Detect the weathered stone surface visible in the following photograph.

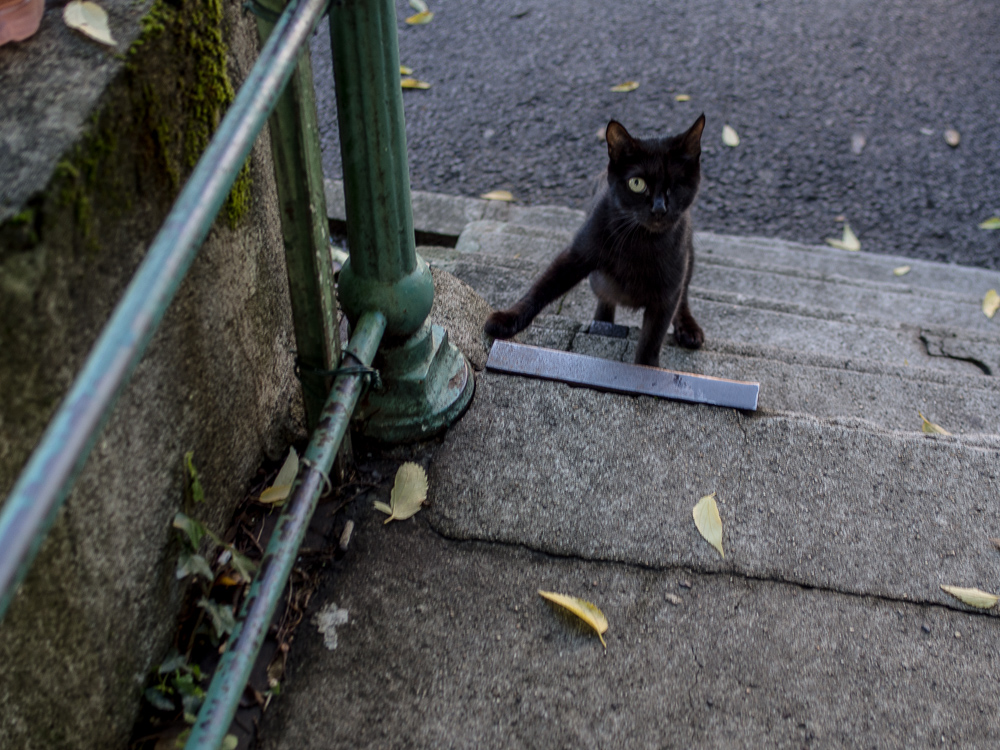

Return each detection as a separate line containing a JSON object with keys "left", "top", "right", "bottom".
{"left": 261, "top": 520, "right": 1000, "bottom": 750}
{"left": 0, "top": 3, "right": 304, "bottom": 748}
{"left": 427, "top": 264, "right": 492, "bottom": 371}
{"left": 428, "top": 373, "right": 1000, "bottom": 607}
{"left": 0, "top": 0, "right": 153, "bottom": 222}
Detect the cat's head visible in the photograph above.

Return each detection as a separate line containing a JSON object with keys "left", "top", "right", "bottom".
{"left": 605, "top": 115, "right": 705, "bottom": 232}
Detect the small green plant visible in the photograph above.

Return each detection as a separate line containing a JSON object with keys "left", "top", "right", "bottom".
{"left": 141, "top": 452, "right": 258, "bottom": 742}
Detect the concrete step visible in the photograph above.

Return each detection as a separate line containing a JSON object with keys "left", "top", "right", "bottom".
{"left": 451, "top": 219, "right": 1000, "bottom": 337}
{"left": 261, "top": 521, "right": 1000, "bottom": 749}
{"left": 424, "top": 245, "right": 1000, "bottom": 433}
{"left": 326, "top": 178, "right": 1000, "bottom": 431}
{"left": 428, "top": 372, "right": 1000, "bottom": 608}
{"left": 434, "top": 245, "right": 990, "bottom": 379}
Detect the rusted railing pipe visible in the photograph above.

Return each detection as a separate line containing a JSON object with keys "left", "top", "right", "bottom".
{"left": 185, "top": 310, "right": 386, "bottom": 750}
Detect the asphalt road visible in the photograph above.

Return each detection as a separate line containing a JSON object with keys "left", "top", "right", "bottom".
{"left": 310, "top": 0, "right": 1000, "bottom": 269}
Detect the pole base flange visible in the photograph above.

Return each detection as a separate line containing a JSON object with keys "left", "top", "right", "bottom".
{"left": 352, "top": 322, "right": 474, "bottom": 443}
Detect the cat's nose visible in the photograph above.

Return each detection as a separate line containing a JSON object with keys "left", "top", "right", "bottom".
{"left": 651, "top": 195, "right": 667, "bottom": 215}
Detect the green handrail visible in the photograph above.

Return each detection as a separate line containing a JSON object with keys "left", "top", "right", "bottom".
{"left": 1, "top": 0, "right": 474, "bottom": 747}
{"left": 0, "top": 0, "right": 332, "bottom": 622}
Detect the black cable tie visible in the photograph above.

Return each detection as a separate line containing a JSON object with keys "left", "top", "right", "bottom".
{"left": 295, "top": 360, "right": 382, "bottom": 391}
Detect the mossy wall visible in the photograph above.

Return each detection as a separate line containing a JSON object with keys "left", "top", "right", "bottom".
{"left": 0, "top": 0, "right": 306, "bottom": 747}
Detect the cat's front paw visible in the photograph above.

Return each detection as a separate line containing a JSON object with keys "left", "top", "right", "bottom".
{"left": 484, "top": 310, "right": 521, "bottom": 339}
{"left": 674, "top": 320, "right": 704, "bottom": 349}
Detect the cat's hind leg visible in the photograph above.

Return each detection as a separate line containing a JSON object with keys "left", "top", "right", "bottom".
{"left": 593, "top": 300, "right": 616, "bottom": 323}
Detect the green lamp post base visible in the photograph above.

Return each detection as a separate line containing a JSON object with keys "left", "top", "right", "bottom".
{"left": 353, "top": 322, "right": 474, "bottom": 443}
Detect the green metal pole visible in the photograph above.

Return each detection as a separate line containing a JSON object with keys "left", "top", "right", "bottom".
{"left": 254, "top": 0, "right": 340, "bottom": 430}
{"left": 329, "top": 0, "right": 473, "bottom": 442}
{"left": 185, "top": 311, "right": 386, "bottom": 750}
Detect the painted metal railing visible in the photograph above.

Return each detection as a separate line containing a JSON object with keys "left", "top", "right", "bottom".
{"left": 0, "top": 0, "right": 473, "bottom": 747}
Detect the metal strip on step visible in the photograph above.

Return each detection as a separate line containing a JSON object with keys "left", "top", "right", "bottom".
{"left": 486, "top": 340, "right": 759, "bottom": 410}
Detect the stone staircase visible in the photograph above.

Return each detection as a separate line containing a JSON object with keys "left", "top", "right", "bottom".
{"left": 422, "top": 213, "right": 1000, "bottom": 434}
{"left": 261, "top": 184, "right": 1000, "bottom": 748}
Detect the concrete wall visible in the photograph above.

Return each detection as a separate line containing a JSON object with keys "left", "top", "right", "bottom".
{"left": 0, "top": 0, "right": 305, "bottom": 746}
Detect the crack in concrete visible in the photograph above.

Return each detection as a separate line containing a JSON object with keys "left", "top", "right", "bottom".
{"left": 422, "top": 519, "right": 998, "bottom": 621}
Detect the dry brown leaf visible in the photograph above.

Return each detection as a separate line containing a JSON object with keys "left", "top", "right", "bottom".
{"left": 538, "top": 590, "right": 609, "bottom": 647}
{"left": 610, "top": 80, "right": 640, "bottom": 93}
{"left": 400, "top": 77, "right": 431, "bottom": 90}
{"left": 919, "top": 412, "right": 952, "bottom": 436}
{"left": 63, "top": 1, "right": 117, "bottom": 46}
{"left": 940, "top": 585, "right": 999, "bottom": 609}
{"left": 480, "top": 189, "right": 514, "bottom": 202}
{"left": 983, "top": 289, "right": 1000, "bottom": 319}
{"left": 692, "top": 492, "right": 724, "bottom": 558}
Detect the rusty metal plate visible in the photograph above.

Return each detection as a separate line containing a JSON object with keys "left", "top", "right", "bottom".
{"left": 486, "top": 340, "right": 759, "bottom": 410}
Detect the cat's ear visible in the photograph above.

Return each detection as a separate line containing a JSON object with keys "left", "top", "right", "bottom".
{"left": 606, "top": 120, "right": 636, "bottom": 162}
{"left": 680, "top": 114, "right": 706, "bottom": 155}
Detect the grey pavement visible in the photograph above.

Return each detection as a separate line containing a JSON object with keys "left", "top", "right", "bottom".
{"left": 310, "top": 1, "right": 1000, "bottom": 268}
{"left": 262, "top": 186, "right": 1000, "bottom": 747}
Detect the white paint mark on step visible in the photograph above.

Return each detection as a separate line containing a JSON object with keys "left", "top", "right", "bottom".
{"left": 314, "top": 603, "right": 349, "bottom": 650}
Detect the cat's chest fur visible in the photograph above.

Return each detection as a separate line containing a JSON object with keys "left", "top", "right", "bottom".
{"left": 584, "top": 199, "right": 693, "bottom": 310}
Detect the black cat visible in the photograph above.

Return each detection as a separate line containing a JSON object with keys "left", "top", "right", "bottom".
{"left": 484, "top": 115, "right": 707, "bottom": 367}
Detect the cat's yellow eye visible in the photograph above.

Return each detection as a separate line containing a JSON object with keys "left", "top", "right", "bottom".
{"left": 628, "top": 177, "right": 647, "bottom": 193}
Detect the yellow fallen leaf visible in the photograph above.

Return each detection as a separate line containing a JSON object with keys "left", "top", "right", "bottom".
{"left": 538, "top": 590, "right": 609, "bottom": 648}
{"left": 610, "top": 80, "right": 640, "bottom": 93}
{"left": 375, "top": 462, "right": 428, "bottom": 524}
{"left": 944, "top": 129, "right": 960, "bottom": 147}
{"left": 675, "top": 94, "right": 691, "bottom": 102}
{"left": 692, "top": 492, "right": 724, "bottom": 558}
{"left": 919, "top": 412, "right": 952, "bottom": 436}
{"left": 722, "top": 125, "right": 740, "bottom": 147}
{"left": 826, "top": 223, "right": 861, "bottom": 252}
{"left": 480, "top": 190, "right": 514, "bottom": 202}
{"left": 893, "top": 265, "right": 911, "bottom": 276}
{"left": 983, "top": 289, "right": 1000, "bottom": 319}
{"left": 980, "top": 217, "right": 1000, "bottom": 230}
{"left": 259, "top": 447, "right": 299, "bottom": 505}
{"left": 400, "top": 77, "right": 431, "bottom": 90}
{"left": 940, "top": 585, "right": 999, "bottom": 609}
{"left": 63, "top": 0, "right": 117, "bottom": 46}
{"left": 399, "top": 64, "right": 414, "bottom": 75}
{"left": 405, "top": 10, "right": 434, "bottom": 24}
